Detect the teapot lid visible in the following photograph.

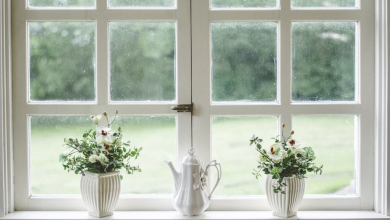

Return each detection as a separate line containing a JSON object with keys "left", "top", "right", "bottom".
{"left": 182, "top": 149, "right": 202, "bottom": 165}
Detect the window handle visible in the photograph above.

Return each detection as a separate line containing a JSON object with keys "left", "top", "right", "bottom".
{"left": 171, "top": 103, "right": 193, "bottom": 113}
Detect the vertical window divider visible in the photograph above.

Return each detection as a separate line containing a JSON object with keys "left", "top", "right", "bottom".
{"left": 280, "top": 0, "right": 292, "bottom": 133}
{"left": 96, "top": 0, "right": 108, "bottom": 105}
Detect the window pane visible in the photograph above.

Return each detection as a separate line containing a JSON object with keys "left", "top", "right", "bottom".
{"left": 110, "top": 22, "right": 176, "bottom": 102}
{"left": 29, "top": 0, "right": 95, "bottom": 8}
{"left": 292, "top": 0, "right": 356, "bottom": 8}
{"left": 31, "top": 115, "right": 176, "bottom": 194}
{"left": 211, "top": 22, "right": 277, "bottom": 102}
{"left": 114, "top": 116, "right": 176, "bottom": 194}
{"left": 211, "top": 0, "right": 277, "bottom": 8}
{"left": 29, "top": 22, "right": 95, "bottom": 101}
{"left": 292, "top": 22, "right": 355, "bottom": 102}
{"left": 212, "top": 116, "right": 278, "bottom": 195}
{"left": 292, "top": 115, "right": 356, "bottom": 195}
{"left": 109, "top": 0, "right": 175, "bottom": 8}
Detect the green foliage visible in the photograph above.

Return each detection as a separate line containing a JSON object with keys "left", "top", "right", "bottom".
{"left": 60, "top": 125, "right": 142, "bottom": 178}
{"left": 292, "top": 0, "right": 355, "bottom": 7}
{"left": 29, "top": 22, "right": 95, "bottom": 101}
{"left": 212, "top": 0, "right": 276, "bottom": 8}
{"left": 292, "top": 22, "right": 355, "bottom": 101}
{"left": 250, "top": 126, "right": 323, "bottom": 194}
{"left": 29, "top": 17, "right": 356, "bottom": 103}
{"left": 110, "top": 22, "right": 175, "bottom": 101}
{"left": 29, "top": 0, "right": 95, "bottom": 7}
{"left": 110, "top": 0, "right": 174, "bottom": 7}
{"left": 212, "top": 22, "right": 277, "bottom": 102}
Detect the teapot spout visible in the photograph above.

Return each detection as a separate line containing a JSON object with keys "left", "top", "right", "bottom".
{"left": 164, "top": 160, "right": 181, "bottom": 194}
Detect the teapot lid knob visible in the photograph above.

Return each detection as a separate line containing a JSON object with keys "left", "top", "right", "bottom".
{"left": 188, "top": 148, "right": 195, "bottom": 155}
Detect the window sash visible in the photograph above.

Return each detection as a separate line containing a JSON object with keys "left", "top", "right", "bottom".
{"left": 191, "top": 0, "right": 374, "bottom": 210}
{"left": 10, "top": 0, "right": 376, "bottom": 211}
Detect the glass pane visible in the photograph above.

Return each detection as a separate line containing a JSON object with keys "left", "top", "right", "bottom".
{"left": 31, "top": 115, "right": 176, "bottom": 194}
{"left": 212, "top": 116, "right": 278, "bottom": 195}
{"left": 292, "top": 115, "right": 356, "bottom": 195}
{"left": 211, "top": 0, "right": 277, "bottom": 8}
{"left": 29, "top": 22, "right": 95, "bottom": 101}
{"left": 110, "top": 0, "right": 175, "bottom": 8}
{"left": 29, "top": 0, "right": 95, "bottom": 8}
{"left": 292, "top": 0, "right": 356, "bottom": 8}
{"left": 292, "top": 22, "right": 355, "bottom": 102}
{"left": 110, "top": 22, "right": 176, "bottom": 102}
{"left": 114, "top": 116, "right": 176, "bottom": 194}
{"left": 211, "top": 22, "right": 277, "bottom": 102}
{"left": 31, "top": 116, "right": 91, "bottom": 194}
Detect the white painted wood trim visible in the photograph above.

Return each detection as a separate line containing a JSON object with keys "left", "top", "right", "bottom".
{"left": 0, "top": 211, "right": 390, "bottom": 220}
{"left": 192, "top": 0, "right": 375, "bottom": 211}
{"left": 375, "top": 0, "right": 390, "bottom": 216}
{"left": 0, "top": 0, "right": 13, "bottom": 217}
{"left": 11, "top": 0, "right": 192, "bottom": 211}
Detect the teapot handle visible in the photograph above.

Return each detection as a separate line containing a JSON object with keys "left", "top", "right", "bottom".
{"left": 205, "top": 160, "right": 221, "bottom": 200}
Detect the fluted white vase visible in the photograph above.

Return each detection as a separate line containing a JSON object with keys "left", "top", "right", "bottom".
{"left": 266, "top": 175, "right": 305, "bottom": 218}
{"left": 80, "top": 171, "right": 121, "bottom": 218}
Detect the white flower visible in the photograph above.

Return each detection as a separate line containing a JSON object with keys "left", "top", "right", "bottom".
{"left": 268, "top": 153, "right": 283, "bottom": 163}
{"left": 89, "top": 154, "right": 99, "bottom": 163}
{"left": 279, "top": 149, "right": 288, "bottom": 159}
{"left": 286, "top": 139, "right": 300, "bottom": 147}
{"left": 267, "top": 143, "right": 285, "bottom": 163}
{"left": 268, "top": 143, "right": 283, "bottom": 154}
{"left": 96, "top": 126, "right": 115, "bottom": 148}
{"left": 98, "top": 153, "right": 109, "bottom": 165}
{"left": 90, "top": 115, "right": 102, "bottom": 125}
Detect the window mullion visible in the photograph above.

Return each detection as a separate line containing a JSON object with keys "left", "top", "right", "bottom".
{"left": 280, "top": 0, "right": 292, "bottom": 133}
{"left": 97, "top": 17, "right": 108, "bottom": 105}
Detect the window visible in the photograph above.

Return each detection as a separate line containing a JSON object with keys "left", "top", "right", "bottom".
{"left": 9, "top": 0, "right": 377, "bottom": 212}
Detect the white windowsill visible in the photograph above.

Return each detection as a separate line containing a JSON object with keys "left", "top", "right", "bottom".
{"left": 0, "top": 211, "right": 389, "bottom": 220}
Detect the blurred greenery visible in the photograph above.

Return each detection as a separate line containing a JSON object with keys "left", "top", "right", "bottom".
{"left": 29, "top": 16, "right": 356, "bottom": 102}
{"left": 32, "top": 116, "right": 355, "bottom": 195}
{"left": 212, "top": 0, "right": 276, "bottom": 8}
{"left": 31, "top": 115, "right": 176, "bottom": 194}
{"left": 110, "top": 22, "right": 175, "bottom": 101}
{"left": 292, "top": 22, "right": 355, "bottom": 101}
{"left": 29, "top": 0, "right": 95, "bottom": 7}
{"left": 110, "top": 0, "right": 174, "bottom": 7}
{"left": 292, "top": 0, "right": 356, "bottom": 7}
{"left": 212, "top": 22, "right": 277, "bottom": 102}
{"left": 212, "top": 116, "right": 355, "bottom": 196}
{"left": 29, "top": 22, "right": 95, "bottom": 101}
{"left": 28, "top": 0, "right": 357, "bottom": 196}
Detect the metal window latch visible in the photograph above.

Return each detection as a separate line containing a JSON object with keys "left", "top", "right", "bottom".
{"left": 171, "top": 103, "right": 193, "bottom": 113}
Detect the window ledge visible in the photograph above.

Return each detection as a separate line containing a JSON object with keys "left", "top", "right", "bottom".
{"left": 0, "top": 211, "right": 389, "bottom": 220}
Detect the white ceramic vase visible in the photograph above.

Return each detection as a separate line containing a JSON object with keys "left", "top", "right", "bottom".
{"left": 80, "top": 171, "right": 121, "bottom": 218}
{"left": 266, "top": 175, "right": 305, "bottom": 218}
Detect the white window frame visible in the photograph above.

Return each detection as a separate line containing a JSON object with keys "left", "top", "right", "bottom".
{"left": 0, "top": 0, "right": 389, "bottom": 216}
{"left": 10, "top": 0, "right": 192, "bottom": 211}
{"left": 192, "top": 0, "right": 374, "bottom": 211}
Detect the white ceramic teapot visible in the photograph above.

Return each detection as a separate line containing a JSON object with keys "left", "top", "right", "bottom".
{"left": 165, "top": 149, "right": 221, "bottom": 216}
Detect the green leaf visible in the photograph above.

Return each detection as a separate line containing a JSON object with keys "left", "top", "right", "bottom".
{"left": 120, "top": 175, "right": 123, "bottom": 180}
{"left": 256, "top": 144, "right": 262, "bottom": 150}
{"left": 118, "top": 127, "right": 122, "bottom": 132}
{"left": 59, "top": 154, "right": 68, "bottom": 163}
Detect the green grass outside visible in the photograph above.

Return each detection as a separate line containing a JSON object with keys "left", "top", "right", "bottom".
{"left": 31, "top": 115, "right": 355, "bottom": 195}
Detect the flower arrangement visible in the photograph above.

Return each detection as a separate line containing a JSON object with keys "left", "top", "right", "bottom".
{"left": 59, "top": 111, "right": 142, "bottom": 180}
{"left": 249, "top": 124, "right": 323, "bottom": 193}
